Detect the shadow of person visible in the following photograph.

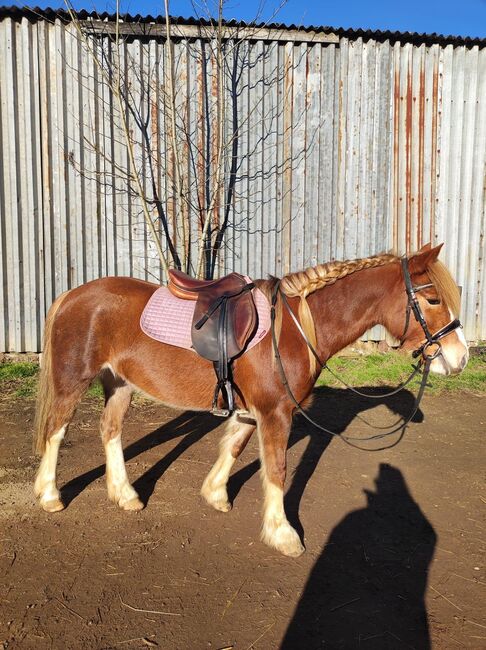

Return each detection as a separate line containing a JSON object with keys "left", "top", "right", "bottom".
{"left": 280, "top": 464, "right": 437, "bottom": 650}
{"left": 61, "top": 411, "right": 221, "bottom": 507}
{"left": 228, "top": 385, "right": 424, "bottom": 540}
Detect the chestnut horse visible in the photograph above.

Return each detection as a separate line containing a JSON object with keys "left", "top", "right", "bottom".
{"left": 33, "top": 244, "right": 468, "bottom": 557}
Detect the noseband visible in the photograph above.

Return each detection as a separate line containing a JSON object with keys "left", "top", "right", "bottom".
{"left": 400, "top": 257, "right": 462, "bottom": 361}
{"left": 270, "top": 256, "right": 463, "bottom": 450}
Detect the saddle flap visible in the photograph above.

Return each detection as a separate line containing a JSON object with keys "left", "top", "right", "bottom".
{"left": 191, "top": 283, "right": 257, "bottom": 361}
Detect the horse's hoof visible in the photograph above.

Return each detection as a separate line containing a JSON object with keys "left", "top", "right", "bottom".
{"left": 212, "top": 499, "right": 232, "bottom": 513}
{"left": 201, "top": 484, "right": 232, "bottom": 512}
{"left": 262, "top": 521, "right": 305, "bottom": 558}
{"left": 41, "top": 498, "right": 65, "bottom": 513}
{"left": 280, "top": 541, "right": 305, "bottom": 558}
{"left": 121, "top": 497, "right": 144, "bottom": 511}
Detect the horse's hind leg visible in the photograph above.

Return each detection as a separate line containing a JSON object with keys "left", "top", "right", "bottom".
{"left": 258, "top": 408, "right": 304, "bottom": 557}
{"left": 34, "top": 424, "right": 68, "bottom": 512}
{"left": 201, "top": 413, "right": 255, "bottom": 512}
{"left": 34, "top": 384, "right": 91, "bottom": 512}
{"left": 100, "top": 370, "right": 142, "bottom": 511}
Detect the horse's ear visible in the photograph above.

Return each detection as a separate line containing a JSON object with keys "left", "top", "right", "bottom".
{"left": 409, "top": 243, "right": 443, "bottom": 274}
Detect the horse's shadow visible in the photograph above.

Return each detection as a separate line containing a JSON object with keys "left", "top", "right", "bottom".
{"left": 60, "top": 411, "right": 222, "bottom": 507}
{"left": 228, "top": 385, "right": 424, "bottom": 537}
{"left": 60, "top": 386, "right": 423, "bottom": 519}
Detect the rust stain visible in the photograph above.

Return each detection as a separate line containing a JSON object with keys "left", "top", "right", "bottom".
{"left": 417, "top": 63, "right": 425, "bottom": 247}
{"left": 405, "top": 66, "right": 413, "bottom": 254}
{"left": 337, "top": 79, "right": 344, "bottom": 173}
{"left": 197, "top": 50, "right": 206, "bottom": 231}
{"left": 430, "top": 57, "right": 439, "bottom": 242}
{"left": 181, "top": 51, "right": 190, "bottom": 264}
{"left": 211, "top": 50, "right": 220, "bottom": 237}
{"left": 169, "top": 135, "right": 176, "bottom": 248}
{"left": 150, "top": 99, "right": 159, "bottom": 175}
{"left": 393, "top": 65, "right": 400, "bottom": 251}
{"left": 282, "top": 45, "right": 294, "bottom": 273}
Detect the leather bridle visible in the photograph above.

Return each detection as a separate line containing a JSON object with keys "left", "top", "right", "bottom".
{"left": 270, "top": 256, "right": 463, "bottom": 449}
{"left": 399, "top": 257, "right": 462, "bottom": 362}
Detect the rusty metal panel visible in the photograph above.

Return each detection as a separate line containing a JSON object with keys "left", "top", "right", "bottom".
{"left": 0, "top": 14, "right": 485, "bottom": 351}
{"left": 249, "top": 40, "right": 265, "bottom": 278}
{"left": 290, "top": 43, "right": 306, "bottom": 272}
{"left": 2, "top": 18, "right": 26, "bottom": 351}
{"left": 472, "top": 48, "right": 486, "bottom": 340}
{"left": 262, "top": 40, "right": 280, "bottom": 277}
{"left": 0, "top": 21, "right": 6, "bottom": 351}
{"left": 317, "top": 43, "right": 336, "bottom": 265}
{"left": 280, "top": 41, "right": 294, "bottom": 275}
{"left": 304, "top": 42, "right": 322, "bottom": 269}
{"left": 435, "top": 44, "right": 486, "bottom": 341}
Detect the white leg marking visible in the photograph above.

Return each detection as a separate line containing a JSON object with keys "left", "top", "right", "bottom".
{"left": 257, "top": 423, "right": 304, "bottom": 558}
{"left": 201, "top": 415, "right": 254, "bottom": 512}
{"left": 201, "top": 451, "right": 236, "bottom": 512}
{"left": 105, "top": 435, "right": 143, "bottom": 511}
{"left": 260, "top": 477, "right": 304, "bottom": 558}
{"left": 34, "top": 426, "right": 66, "bottom": 512}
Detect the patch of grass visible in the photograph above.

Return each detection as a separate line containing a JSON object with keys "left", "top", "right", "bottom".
{"left": 0, "top": 351, "right": 485, "bottom": 401}
{"left": 13, "top": 377, "right": 39, "bottom": 398}
{"left": 317, "top": 352, "right": 486, "bottom": 394}
{"left": 0, "top": 362, "right": 38, "bottom": 381}
{"left": 87, "top": 379, "right": 104, "bottom": 399}
{"left": 0, "top": 362, "right": 40, "bottom": 398}
{"left": 0, "top": 361, "right": 104, "bottom": 400}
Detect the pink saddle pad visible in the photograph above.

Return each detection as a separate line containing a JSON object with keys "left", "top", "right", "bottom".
{"left": 140, "top": 284, "right": 271, "bottom": 352}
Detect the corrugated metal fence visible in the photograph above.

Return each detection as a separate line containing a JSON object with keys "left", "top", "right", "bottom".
{"left": 0, "top": 13, "right": 485, "bottom": 351}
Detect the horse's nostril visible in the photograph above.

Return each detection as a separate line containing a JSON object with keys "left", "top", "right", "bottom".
{"left": 459, "top": 353, "right": 468, "bottom": 371}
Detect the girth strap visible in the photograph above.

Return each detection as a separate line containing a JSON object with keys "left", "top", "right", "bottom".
{"left": 211, "top": 295, "right": 234, "bottom": 417}
{"left": 192, "top": 281, "right": 255, "bottom": 417}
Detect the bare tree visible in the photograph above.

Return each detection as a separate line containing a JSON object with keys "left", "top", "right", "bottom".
{"left": 64, "top": 0, "right": 305, "bottom": 279}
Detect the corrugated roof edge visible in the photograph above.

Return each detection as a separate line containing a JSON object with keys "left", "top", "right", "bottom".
{"left": 0, "top": 5, "right": 485, "bottom": 48}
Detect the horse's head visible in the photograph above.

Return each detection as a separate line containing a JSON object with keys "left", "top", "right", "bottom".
{"left": 398, "top": 244, "right": 468, "bottom": 376}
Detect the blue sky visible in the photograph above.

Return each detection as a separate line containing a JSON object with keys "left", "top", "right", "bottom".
{"left": 15, "top": 0, "right": 486, "bottom": 38}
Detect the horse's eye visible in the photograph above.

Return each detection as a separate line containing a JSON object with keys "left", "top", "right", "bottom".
{"left": 427, "top": 298, "right": 441, "bottom": 305}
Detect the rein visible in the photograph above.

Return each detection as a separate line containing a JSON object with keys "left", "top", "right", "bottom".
{"left": 270, "top": 257, "right": 462, "bottom": 450}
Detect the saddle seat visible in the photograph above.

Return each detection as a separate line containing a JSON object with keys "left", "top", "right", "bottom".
{"left": 168, "top": 269, "right": 247, "bottom": 301}
{"left": 167, "top": 269, "right": 257, "bottom": 417}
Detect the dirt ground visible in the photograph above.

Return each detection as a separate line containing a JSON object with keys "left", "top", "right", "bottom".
{"left": 0, "top": 388, "right": 485, "bottom": 650}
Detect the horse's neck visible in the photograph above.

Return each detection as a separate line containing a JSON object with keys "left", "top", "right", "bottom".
{"left": 308, "top": 263, "right": 402, "bottom": 360}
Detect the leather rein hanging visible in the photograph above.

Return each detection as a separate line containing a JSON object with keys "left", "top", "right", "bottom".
{"left": 270, "top": 256, "right": 462, "bottom": 450}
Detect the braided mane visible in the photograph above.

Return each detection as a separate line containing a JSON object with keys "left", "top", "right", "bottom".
{"left": 280, "top": 253, "right": 397, "bottom": 298}
{"left": 276, "top": 253, "right": 398, "bottom": 375}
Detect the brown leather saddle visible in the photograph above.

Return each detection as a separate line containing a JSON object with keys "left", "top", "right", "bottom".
{"left": 168, "top": 270, "right": 257, "bottom": 416}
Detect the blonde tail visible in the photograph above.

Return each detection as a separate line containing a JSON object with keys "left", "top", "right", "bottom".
{"left": 33, "top": 292, "right": 70, "bottom": 455}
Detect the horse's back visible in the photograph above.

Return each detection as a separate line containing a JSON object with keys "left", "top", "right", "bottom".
{"left": 67, "top": 275, "right": 158, "bottom": 302}
{"left": 47, "top": 277, "right": 158, "bottom": 371}
{"left": 55, "top": 276, "right": 157, "bottom": 324}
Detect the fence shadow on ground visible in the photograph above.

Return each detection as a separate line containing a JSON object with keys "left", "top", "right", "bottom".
{"left": 280, "top": 463, "right": 436, "bottom": 649}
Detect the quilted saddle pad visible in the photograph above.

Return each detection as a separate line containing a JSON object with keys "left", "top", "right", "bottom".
{"left": 140, "top": 284, "right": 271, "bottom": 352}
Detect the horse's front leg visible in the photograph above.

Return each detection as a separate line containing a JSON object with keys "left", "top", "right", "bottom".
{"left": 258, "top": 408, "right": 304, "bottom": 557}
{"left": 201, "top": 413, "right": 255, "bottom": 512}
